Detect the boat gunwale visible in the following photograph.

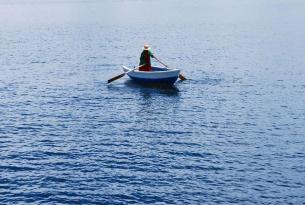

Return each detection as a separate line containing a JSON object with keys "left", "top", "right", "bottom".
{"left": 123, "top": 66, "right": 180, "bottom": 74}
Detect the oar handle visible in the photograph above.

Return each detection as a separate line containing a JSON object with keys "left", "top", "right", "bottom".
{"left": 128, "top": 64, "right": 145, "bottom": 73}
{"left": 154, "top": 56, "right": 168, "bottom": 68}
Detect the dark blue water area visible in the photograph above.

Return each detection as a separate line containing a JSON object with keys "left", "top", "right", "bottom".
{"left": 1, "top": 0, "right": 305, "bottom": 204}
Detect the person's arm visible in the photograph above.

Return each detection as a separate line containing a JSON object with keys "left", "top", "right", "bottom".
{"left": 149, "top": 50, "right": 154, "bottom": 58}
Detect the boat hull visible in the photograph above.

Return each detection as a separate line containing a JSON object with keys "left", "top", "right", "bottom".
{"left": 123, "top": 66, "right": 180, "bottom": 86}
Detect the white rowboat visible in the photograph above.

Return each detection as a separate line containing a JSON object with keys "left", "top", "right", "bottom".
{"left": 122, "top": 66, "right": 180, "bottom": 85}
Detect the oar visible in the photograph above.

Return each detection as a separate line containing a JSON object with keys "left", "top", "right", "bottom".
{"left": 154, "top": 56, "right": 186, "bottom": 81}
{"left": 107, "top": 64, "right": 144, "bottom": 84}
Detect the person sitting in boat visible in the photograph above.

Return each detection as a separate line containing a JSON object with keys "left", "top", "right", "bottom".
{"left": 139, "top": 44, "right": 154, "bottom": 71}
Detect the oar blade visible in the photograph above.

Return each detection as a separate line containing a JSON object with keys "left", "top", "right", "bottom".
{"left": 179, "top": 74, "right": 186, "bottom": 81}
{"left": 107, "top": 73, "right": 125, "bottom": 84}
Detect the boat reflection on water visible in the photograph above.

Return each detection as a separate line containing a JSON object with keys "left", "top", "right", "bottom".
{"left": 123, "top": 80, "right": 182, "bottom": 115}
{"left": 123, "top": 79, "right": 181, "bottom": 96}
{"left": 106, "top": 79, "right": 182, "bottom": 111}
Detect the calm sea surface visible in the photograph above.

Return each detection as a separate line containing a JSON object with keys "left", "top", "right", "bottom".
{"left": 1, "top": 0, "right": 305, "bottom": 204}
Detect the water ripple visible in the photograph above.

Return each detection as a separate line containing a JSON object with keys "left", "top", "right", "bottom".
{"left": 1, "top": 0, "right": 305, "bottom": 204}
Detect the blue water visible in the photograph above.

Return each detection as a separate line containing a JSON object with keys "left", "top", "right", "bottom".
{"left": 1, "top": 0, "right": 305, "bottom": 204}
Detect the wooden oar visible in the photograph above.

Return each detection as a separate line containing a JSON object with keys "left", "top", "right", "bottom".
{"left": 107, "top": 64, "right": 144, "bottom": 84}
{"left": 154, "top": 56, "right": 186, "bottom": 81}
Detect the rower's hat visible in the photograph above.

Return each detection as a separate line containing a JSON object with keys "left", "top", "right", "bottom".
{"left": 143, "top": 44, "right": 150, "bottom": 50}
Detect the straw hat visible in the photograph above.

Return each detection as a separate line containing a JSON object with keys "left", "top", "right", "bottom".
{"left": 143, "top": 44, "right": 151, "bottom": 50}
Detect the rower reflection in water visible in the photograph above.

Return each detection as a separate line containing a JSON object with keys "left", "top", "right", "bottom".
{"left": 139, "top": 44, "right": 154, "bottom": 71}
